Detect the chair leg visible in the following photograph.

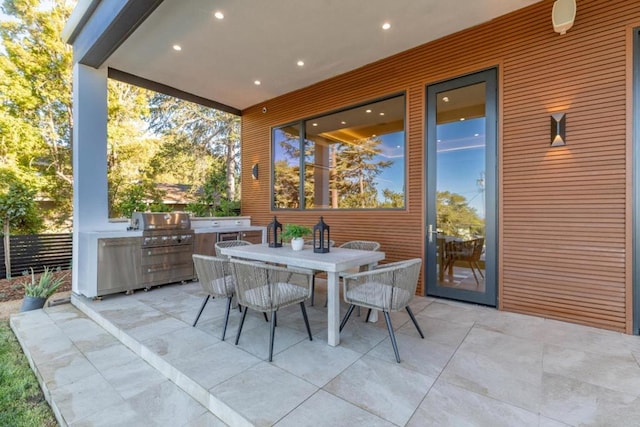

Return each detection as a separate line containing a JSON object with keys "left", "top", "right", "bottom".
{"left": 300, "top": 302, "right": 313, "bottom": 341}
{"left": 365, "top": 308, "right": 372, "bottom": 323}
{"left": 310, "top": 275, "right": 315, "bottom": 306}
{"left": 339, "top": 304, "right": 356, "bottom": 332}
{"left": 405, "top": 306, "right": 424, "bottom": 339}
{"left": 235, "top": 305, "right": 249, "bottom": 345}
{"left": 383, "top": 311, "right": 401, "bottom": 363}
{"left": 269, "top": 310, "right": 277, "bottom": 362}
{"left": 263, "top": 312, "right": 269, "bottom": 322}
{"left": 221, "top": 296, "right": 232, "bottom": 341}
{"left": 192, "top": 295, "right": 210, "bottom": 327}
{"left": 468, "top": 261, "right": 480, "bottom": 285}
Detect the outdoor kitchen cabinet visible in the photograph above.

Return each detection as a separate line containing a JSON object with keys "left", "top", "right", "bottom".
{"left": 194, "top": 232, "right": 217, "bottom": 256}
{"left": 97, "top": 237, "right": 142, "bottom": 295}
{"left": 240, "top": 230, "right": 263, "bottom": 244}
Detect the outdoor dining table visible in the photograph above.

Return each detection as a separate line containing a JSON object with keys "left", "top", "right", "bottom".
{"left": 219, "top": 243, "right": 385, "bottom": 346}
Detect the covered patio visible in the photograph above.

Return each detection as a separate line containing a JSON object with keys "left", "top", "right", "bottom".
{"left": 10, "top": 281, "right": 640, "bottom": 426}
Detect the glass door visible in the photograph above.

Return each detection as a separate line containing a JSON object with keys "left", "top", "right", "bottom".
{"left": 425, "top": 69, "right": 497, "bottom": 306}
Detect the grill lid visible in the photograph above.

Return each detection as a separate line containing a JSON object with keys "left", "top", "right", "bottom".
{"left": 130, "top": 212, "right": 191, "bottom": 231}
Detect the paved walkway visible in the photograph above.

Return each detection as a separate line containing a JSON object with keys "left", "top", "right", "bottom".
{"left": 10, "top": 281, "right": 640, "bottom": 426}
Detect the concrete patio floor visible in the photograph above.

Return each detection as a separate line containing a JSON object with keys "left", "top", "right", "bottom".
{"left": 9, "top": 279, "right": 640, "bottom": 426}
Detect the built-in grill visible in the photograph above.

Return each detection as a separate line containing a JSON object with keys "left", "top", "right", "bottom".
{"left": 131, "top": 212, "right": 194, "bottom": 288}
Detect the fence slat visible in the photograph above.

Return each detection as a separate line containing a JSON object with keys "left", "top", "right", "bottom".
{"left": 4, "top": 233, "right": 72, "bottom": 277}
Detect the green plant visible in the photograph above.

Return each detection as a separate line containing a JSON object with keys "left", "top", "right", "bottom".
{"left": 281, "top": 224, "right": 312, "bottom": 241}
{"left": 22, "top": 267, "right": 66, "bottom": 298}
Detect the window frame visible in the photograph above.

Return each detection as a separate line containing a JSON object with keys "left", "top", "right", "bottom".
{"left": 270, "top": 92, "right": 408, "bottom": 211}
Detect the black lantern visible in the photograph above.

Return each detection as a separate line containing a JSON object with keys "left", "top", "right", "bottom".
{"left": 267, "top": 216, "right": 283, "bottom": 248}
{"left": 313, "top": 216, "right": 330, "bottom": 253}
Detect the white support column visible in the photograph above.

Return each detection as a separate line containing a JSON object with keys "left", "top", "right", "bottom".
{"left": 71, "top": 64, "right": 109, "bottom": 294}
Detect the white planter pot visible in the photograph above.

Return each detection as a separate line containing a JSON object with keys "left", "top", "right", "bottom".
{"left": 291, "top": 238, "right": 305, "bottom": 251}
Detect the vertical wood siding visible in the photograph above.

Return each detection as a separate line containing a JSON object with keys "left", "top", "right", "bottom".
{"left": 241, "top": 0, "right": 638, "bottom": 332}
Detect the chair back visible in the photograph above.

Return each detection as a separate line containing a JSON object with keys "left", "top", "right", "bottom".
{"left": 304, "top": 239, "right": 335, "bottom": 247}
{"left": 339, "top": 240, "right": 380, "bottom": 251}
{"left": 470, "top": 237, "right": 484, "bottom": 261}
{"left": 229, "top": 259, "right": 311, "bottom": 312}
{"left": 214, "top": 239, "right": 252, "bottom": 258}
{"left": 192, "top": 254, "right": 234, "bottom": 298}
{"left": 343, "top": 258, "right": 422, "bottom": 311}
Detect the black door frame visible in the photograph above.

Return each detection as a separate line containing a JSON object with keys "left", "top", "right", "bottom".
{"left": 633, "top": 28, "right": 640, "bottom": 335}
{"left": 424, "top": 68, "right": 498, "bottom": 306}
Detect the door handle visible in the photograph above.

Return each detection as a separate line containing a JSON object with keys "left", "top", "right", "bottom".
{"left": 428, "top": 224, "right": 438, "bottom": 243}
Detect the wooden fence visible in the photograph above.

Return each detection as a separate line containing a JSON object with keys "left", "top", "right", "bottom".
{"left": 1, "top": 233, "right": 72, "bottom": 278}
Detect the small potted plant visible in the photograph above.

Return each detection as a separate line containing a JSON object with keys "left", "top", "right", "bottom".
{"left": 282, "top": 224, "right": 312, "bottom": 251}
{"left": 20, "top": 266, "right": 66, "bottom": 312}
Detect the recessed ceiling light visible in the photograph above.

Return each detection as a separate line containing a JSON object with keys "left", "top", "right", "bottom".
{"left": 312, "top": 123, "right": 318, "bottom": 126}
{"left": 437, "top": 139, "right": 441, "bottom": 142}
{"left": 474, "top": 133, "right": 480, "bottom": 137}
{"left": 372, "top": 134, "right": 377, "bottom": 137}
{"left": 341, "top": 121, "right": 346, "bottom": 125}
{"left": 442, "top": 96, "right": 449, "bottom": 102}
{"left": 382, "top": 22, "right": 391, "bottom": 30}
{"left": 297, "top": 60, "right": 304, "bottom": 67}
{"left": 254, "top": 80, "right": 261, "bottom": 85}
{"left": 460, "top": 118, "right": 465, "bottom": 121}
{"left": 172, "top": 44, "right": 182, "bottom": 51}
{"left": 214, "top": 11, "right": 224, "bottom": 19}
{"left": 396, "top": 145, "right": 401, "bottom": 149}
{"left": 365, "top": 109, "right": 372, "bottom": 113}
{"left": 379, "top": 112, "right": 385, "bottom": 116}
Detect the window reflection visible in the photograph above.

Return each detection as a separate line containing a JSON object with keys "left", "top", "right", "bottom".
{"left": 272, "top": 124, "right": 301, "bottom": 208}
{"left": 273, "top": 95, "right": 406, "bottom": 210}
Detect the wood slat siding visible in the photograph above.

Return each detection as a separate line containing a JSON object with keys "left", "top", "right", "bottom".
{"left": 240, "top": 0, "right": 638, "bottom": 332}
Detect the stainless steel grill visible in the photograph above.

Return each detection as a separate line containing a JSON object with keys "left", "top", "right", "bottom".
{"left": 132, "top": 212, "right": 194, "bottom": 288}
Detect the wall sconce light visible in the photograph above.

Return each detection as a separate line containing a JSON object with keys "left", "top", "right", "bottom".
{"left": 252, "top": 163, "right": 259, "bottom": 180}
{"left": 550, "top": 112, "right": 566, "bottom": 147}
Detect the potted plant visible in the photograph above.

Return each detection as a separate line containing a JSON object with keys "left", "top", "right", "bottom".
{"left": 20, "top": 266, "right": 66, "bottom": 312}
{"left": 282, "top": 224, "right": 312, "bottom": 251}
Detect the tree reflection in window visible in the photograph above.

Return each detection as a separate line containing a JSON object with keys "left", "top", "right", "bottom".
{"left": 273, "top": 95, "right": 406, "bottom": 210}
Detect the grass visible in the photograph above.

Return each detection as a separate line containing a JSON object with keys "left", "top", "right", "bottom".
{"left": 0, "top": 321, "right": 57, "bottom": 426}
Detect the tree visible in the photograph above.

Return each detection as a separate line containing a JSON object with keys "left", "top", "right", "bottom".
{"left": 0, "top": 168, "right": 43, "bottom": 278}
{"left": 148, "top": 94, "right": 241, "bottom": 201}
{"left": 0, "top": 0, "right": 75, "bottom": 230}
{"left": 436, "top": 190, "right": 484, "bottom": 238}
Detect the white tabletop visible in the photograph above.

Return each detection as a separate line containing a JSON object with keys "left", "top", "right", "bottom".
{"left": 219, "top": 243, "right": 385, "bottom": 273}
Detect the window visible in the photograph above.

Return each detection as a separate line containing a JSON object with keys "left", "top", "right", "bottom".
{"left": 272, "top": 94, "right": 406, "bottom": 209}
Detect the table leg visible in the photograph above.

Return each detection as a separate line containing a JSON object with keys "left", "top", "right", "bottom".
{"left": 327, "top": 271, "right": 340, "bottom": 346}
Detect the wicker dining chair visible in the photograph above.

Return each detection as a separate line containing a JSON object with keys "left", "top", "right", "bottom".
{"left": 214, "top": 239, "right": 253, "bottom": 258}
{"left": 229, "top": 258, "right": 313, "bottom": 362}
{"left": 339, "top": 258, "right": 424, "bottom": 363}
{"left": 191, "top": 254, "right": 236, "bottom": 340}
{"left": 302, "top": 239, "right": 335, "bottom": 306}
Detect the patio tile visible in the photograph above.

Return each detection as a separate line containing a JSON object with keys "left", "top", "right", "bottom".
{"left": 233, "top": 322, "right": 309, "bottom": 360}
{"left": 275, "top": 390, "right": 394, "bottom": 427}
{"left": 367, "top": 333, "right": 457, "bottom": 378}
{"left": 210, "top": 362, "right": 317, "bottom": 427}
{"left": 38, "top": 351, "right": 99, "bottom": 390}
{"left": 196, "top": 307, "right": 266, "bottom": 339}
{"left": 474, "top": 309, "right": 547, "bottom": 342}
{"left": 84, "top": 342, "right": 139, "bottom": 372}
{"left": 49, "top": 373, "right": 124, "bottom": 425}
{"left": 142, "top": 325, "right": 220, "bottom": 363}
{"left": 101, "top": 357, "right": 167, "bottom": 399}
{"left": 273, "top": 338, "right": 361, "bottom": 387}
{"left": 125, "top": 314, "right": 186, "bottom": 342}
{"left": 541, "top": 372, "right": 640, "bottom": 426}
{"left": 398, "top": 314, "right": 472, "bottom": 347}
{"left": 69, "top": 401, "right": 149, "bottom": 427}
{"left": 316, "top": 314, "right": 388, "bottom": 354}
{"left": 171, "top": 341, "right": 261, "bottom": 390}
{"left": 188, "top": 410, "right": 229, "bottom": 427}
{"left": 324, "top": 355, "right": 435, "bottom": 426}
{"left": 407, "top": 380, "right": 540, "bottom": 427}
{"left": 418, "top": 300, "right": 485, "bottom": 326}
{"left": 55, "top": 316, "right": 119, "bottom": 352}
{"left": 125, "top": 380, "right": 209, "bottom": 425}
{"left": 16, "top": 326, "right": 80, "bottom": 365}
{"left": 543, "top": 343, "right": 640, "bottom": 396}
{"left": 439, "top": 328, "right": 543, "bottom": 412}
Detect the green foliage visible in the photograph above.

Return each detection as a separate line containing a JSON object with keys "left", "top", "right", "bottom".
{"left": 282, "top": 224, "right": 312, "bottom": 241}
{"left": 22, "top": 266, "right": 65, "bottom": 298}
{"left": 437, "top": 190, "right": 484, "bottom": 238}
{"left": 110, "top": 182, "right": 169, "bottom": 218}
{"left": 0, "top": 322, "right": 56, "bottom": 426}
{"left": 0, "top": 169, "right": 43, "bottom": 235}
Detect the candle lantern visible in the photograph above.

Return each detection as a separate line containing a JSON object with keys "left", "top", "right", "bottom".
{"left": 313, "top": 216, "right": 330, "bottom": 253}
{"left": 267, "top": 216, "right": 283, "bottom": 248}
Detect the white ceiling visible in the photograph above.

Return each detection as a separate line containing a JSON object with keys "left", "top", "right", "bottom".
{"left": 106, "top": 0, "right": 542, "bottom": 111}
